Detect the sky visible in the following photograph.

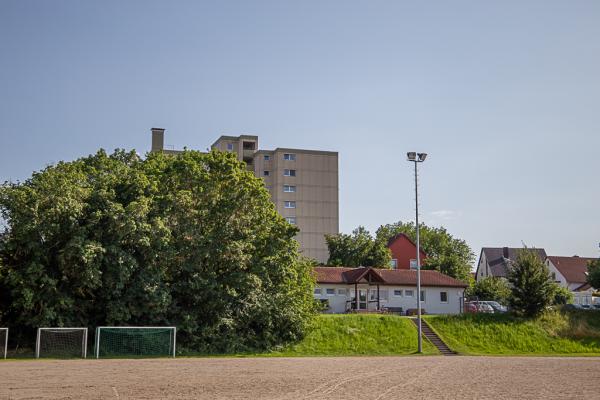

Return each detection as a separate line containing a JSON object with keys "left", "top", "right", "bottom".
{"left": 1, "top": 0, "right": 599, "bottom": 262}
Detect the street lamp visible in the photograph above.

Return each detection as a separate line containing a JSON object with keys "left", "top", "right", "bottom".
{"left": 407, "top": 151, "right": 427, "bottom": 353}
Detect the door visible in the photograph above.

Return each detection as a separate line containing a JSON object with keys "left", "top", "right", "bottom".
{"left": 358, "top": 289, "right": 368, "bottom": 310}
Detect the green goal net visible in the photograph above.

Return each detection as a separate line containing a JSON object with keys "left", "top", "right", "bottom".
{"left": 36, "top": 328, "right": 88, "bottom": 358}
{"left": 94, "top": 327, "right": 176, "bottom": 358}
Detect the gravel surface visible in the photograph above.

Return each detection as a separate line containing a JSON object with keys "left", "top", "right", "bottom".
{"left": 1, "top": 356, "right": 600, "bottom": 399}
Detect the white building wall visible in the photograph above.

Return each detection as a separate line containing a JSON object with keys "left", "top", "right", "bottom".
{"left": 546, "top": 259, "right": 594, "bottom": 305}
{"left": 545, "top": 260, "right": 569, "bottom": 287}
{"left": 476, "top": 252, "right": 488, "bottom": 281}
{"left": 314, "top": 284, "right": 464, "bottom": 315}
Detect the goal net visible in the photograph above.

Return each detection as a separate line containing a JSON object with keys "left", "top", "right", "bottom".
{"left": 36, "top": 328, "right": 88, "bottom": 358}
{"left": 0, "top": 328, "right": 7, "bottom": 359}
{"left": 95, "top": 327, "right": 176, "bottom": 358}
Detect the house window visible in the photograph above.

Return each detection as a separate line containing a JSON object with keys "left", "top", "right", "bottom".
{"left": 337, "top": 288, "right": 347, "bottom": 296}
{"left": 551, "top": 272, "right": 556, "bottom": 281}
{"left": 263, "top": 170, "right": 270, "bottom": 176}
{"left": 264, "top": 155, "right": 270, "bottom": 161}
{"left": 314, "top": 288, "right": 322, "bottom": 295}
{"left": 440, "top": 292, "right": 448, "bottom": 303}
{"left": 284, "top": 201, "right": 296, "bottom": 209}
{"left": 390, "top": 259, "right": 398, "bottom": 269}
{"left": 420, "top": 290, "right": 426, "bottom": 302}
{"left": 285, "top": 217, "right": 297, "bottom": 225}
{"left": 393, "top": 289, "right": 403, "bottom": 297}
{"left": 326, "top": 288, "right": 335, "bottom": 296}
{"left": 405, "top": 290, "right": 414, "bottom": 297}
{"left": 283, "top": 185, "right": 296, "bottom": 193}
{"left": 283, "top": 153, "right": 296, "bottom": 161}
{"left": 284, "top": 169, "right": 296, "bottom": 177}
{"left": 379, "top": 290, "right": 389, "bottom": 301}
{"left": 410, "top": 259, "right": 417, "bottom": 270}
{"left": 227, "top": 143, "right": 234, "bottom": 151}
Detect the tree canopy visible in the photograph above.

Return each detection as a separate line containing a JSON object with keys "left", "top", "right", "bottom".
{"left": 466, "top": 276, "right": 511, "bottom": 303}
{"left": 375, "top": 221, "right": 474, "bottom": 282}
{"left": 325, "top": 227, "right": 391, "bottom": 268}
{"left": 507, "top": 249, "right": 555, "bottom": 317}
{"left": 0, "top": 149, "right": 316, "bottom": 352}
{"left": 587, "top": 258, "right": 600, "bottom": 290}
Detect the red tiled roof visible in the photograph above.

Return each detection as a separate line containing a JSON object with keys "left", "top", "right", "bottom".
{"left": 547, "top": 256, "right": 597, "bottom": 285}
{"left": 314, "top": 267, "right": 468, "bottom": 288}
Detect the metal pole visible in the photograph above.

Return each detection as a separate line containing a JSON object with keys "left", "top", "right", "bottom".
{"left": 173, "top": 328, "right": 177, "bottom": 358}
{"left": 95, "top": 327, "right": 100, "bottom": 359}
{"left": 35, "top": 328, "right": 41, "bottom": 359}
{"left": 3, "top": 328, "right": 7, "bottom": 359}
{"left": 415, "top": 160, "right": 422, "bottom": 354}
{"left": 83, "top": 328, "right": 88, "bottom": 359}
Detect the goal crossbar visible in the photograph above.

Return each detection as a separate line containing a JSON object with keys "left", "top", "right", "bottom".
{"left": 0, "top": 328, "right": 7, "bottom": 359}
{"left": 95, "top": 326, "right": 176, "bottom": 359}
{"left": 36, "top": 327, "right": 88, "bottom": 359}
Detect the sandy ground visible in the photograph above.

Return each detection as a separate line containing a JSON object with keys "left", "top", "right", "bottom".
{"left": 1, "top": 356, "right": 600, "bottom": 399}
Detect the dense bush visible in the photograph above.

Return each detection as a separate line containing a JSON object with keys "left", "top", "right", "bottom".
{"left": 466, "top": 276, "right": 511, "bottom": 303}
{"left": 0, "top": 149, "right": 316, "bottom": 352}
{"left": 507, "top": 249, "right": 555, "bottom": 317}
{"left": 552, "top": 286, "right": 574, "bottom": 305}
{"left": 587, "top": 258, "right": 600, "bottom": 289}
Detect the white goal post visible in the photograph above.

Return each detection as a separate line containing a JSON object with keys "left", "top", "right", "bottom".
{"left": 36, "top": 327, "right": 88, "bottom": 359}
{"left": 94, "top": 326, "right": 176, "bottom": 359}
{"left": 0, "top": 328, "right": 7, "bottom": 359}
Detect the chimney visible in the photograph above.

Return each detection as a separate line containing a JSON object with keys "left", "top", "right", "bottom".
{"left": 151, "top": 128, "right": 165, "bottom": 152}
{"left": 503, "top": 247, "right": 509, "bottom": 259}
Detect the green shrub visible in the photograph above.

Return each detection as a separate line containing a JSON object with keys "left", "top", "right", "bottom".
{"left": 0, "top": 149, "right": 317, "bottom": 352}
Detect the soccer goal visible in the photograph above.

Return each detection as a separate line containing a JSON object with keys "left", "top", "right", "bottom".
{"left": 94, "top": 327, "right": 176, "bottom": 359}
{"left": 0, "top": 328, "right": 7, "bottom": 359}
{"left": 36, "top": 327, "right": 88, "bottom": 358}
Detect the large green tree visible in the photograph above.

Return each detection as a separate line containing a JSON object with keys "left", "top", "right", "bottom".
{"left": 587, "top": 259, "right": 600, "bottom": 290}
{"left": 0, "top": 149, "right": 316, "bottom": 352}
{"left": 466, "top": 276, "right": 511, "bottom": 303}
{"left": 507, "top": 249, "right": 555, "bottom": 317}
{"left": 375, "top": 221, "right": 474, "bottom": 282}
{"left": 325, "top": 227, "right": 391, "bottom": 268}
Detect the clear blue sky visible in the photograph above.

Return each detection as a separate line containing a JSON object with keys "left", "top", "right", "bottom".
{"left": 1, "top": 1, "right": 599, "bottom": 261}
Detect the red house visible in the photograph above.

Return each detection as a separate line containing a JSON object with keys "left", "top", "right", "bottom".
{"left": 387, "top": 233, "right": 427, "bottom": 270}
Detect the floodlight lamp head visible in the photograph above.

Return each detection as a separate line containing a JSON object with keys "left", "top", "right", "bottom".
{"left": 418, "top": 153, "right": 427, "bottom": 162}
{"left": 407, "top": 152, "right": 417, "bottom": 161}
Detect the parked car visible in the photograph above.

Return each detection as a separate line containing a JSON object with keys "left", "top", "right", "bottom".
{"left": 481, "top": 301, "right": 508, "bottom": 313}
{"left": 563, "top": 304, "right": 584, "bottom": 311}
{"left": 464, "top": 301, "right": 494, "bottom": 313}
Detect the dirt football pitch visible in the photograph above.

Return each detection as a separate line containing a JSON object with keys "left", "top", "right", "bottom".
{"left": 1, "top": 356, "right": 600, "bottom": 399}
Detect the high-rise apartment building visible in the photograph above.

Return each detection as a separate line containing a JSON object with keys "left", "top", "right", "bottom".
{"left": 150, "top": 128, "right": 338, "bottom": 263}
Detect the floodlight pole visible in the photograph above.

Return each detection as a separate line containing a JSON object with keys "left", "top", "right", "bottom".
{"left": 408, "top": 152, "right": 426, "bottom": 354}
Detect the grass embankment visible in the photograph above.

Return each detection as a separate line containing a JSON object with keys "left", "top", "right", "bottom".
{"left": 425, "top": 310, "right": 600, "bottom": 356}
{"left": 270, "top": 314, "right": 437, "bottom": 356}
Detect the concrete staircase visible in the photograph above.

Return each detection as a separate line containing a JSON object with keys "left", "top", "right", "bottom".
{"left": 411, "top": 318, "right": 457, "bottom": 356}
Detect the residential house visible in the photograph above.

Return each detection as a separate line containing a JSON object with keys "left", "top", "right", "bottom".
{"left": 387, "top": 233, "right": 427, "bottom": 270}
{"left": 313, "top": 266, "right": 467, "bottom": 315}
{"left": 546, "top": 256, "right": 597, "bottom": 305}
{"left": 475, "top": 247, "right": 547, "bottom": 281}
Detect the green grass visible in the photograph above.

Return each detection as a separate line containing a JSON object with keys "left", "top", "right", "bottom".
{"left": 425, "top": 310, "right": 600, "bottom": 356}
{"left": 269, "top": 314, "right": 438, "bottom": 356}
{"left": 1, "top": 315, "right": 436, "bottom": 360}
